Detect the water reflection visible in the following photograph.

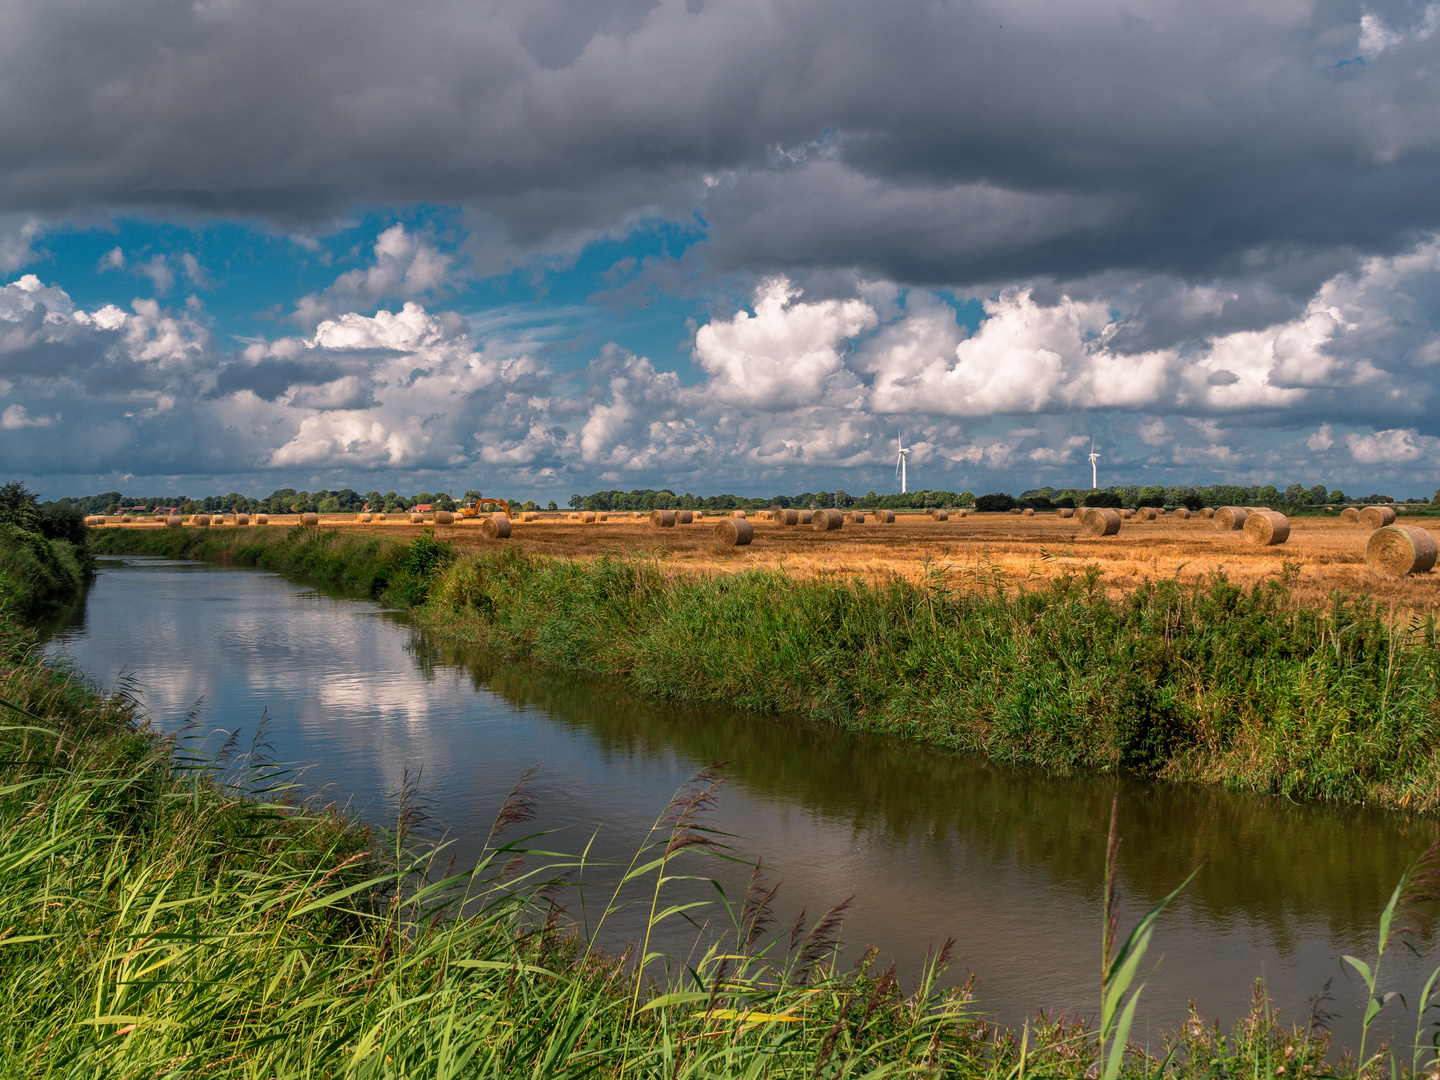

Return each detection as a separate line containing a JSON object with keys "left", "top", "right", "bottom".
{"left": 45, "top": 556, "right": 1440, "bottom": 1055}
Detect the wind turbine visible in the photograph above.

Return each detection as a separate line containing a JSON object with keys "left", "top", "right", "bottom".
{"left": 896, "top": 432, "right": 911, "bottom": 494}
{"left": 1088, "top": 439, "right": 1100, "bottom": 490}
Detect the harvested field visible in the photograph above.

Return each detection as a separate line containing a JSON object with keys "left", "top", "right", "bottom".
{"left": 95, "top": 509, "right": 1440, "bottom": 611}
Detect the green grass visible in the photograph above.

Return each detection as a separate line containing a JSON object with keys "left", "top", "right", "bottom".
{"left": 38, "top": 524, "right": 1440, "bottom": 1074}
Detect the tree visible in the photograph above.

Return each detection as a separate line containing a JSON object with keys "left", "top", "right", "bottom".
{"left": 1137, "top": 486, "right": 1166, "bottom": 508}
{"left": 569, "top": 494, "right": 583, "bottom": 509}
{"left": 1084, "top": 490, "right": 1123, "bottom": 508}
{"left": 432, "top": 492, "right": 457, "bottom": 511}
{"left": 1329, "top": 489, "right": 1347, "bottom": 504}
{"left": 975, "top": 492, "right": 1016, "bottom": 512}
{"left": 546, "top": 500, "right": 558, "bottom": 511}
{"left": 1181, "top": 493, "right": 1204, "bottom": 510}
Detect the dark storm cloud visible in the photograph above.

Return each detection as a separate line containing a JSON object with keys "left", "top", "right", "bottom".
{"left": 4, "top": 0, "right": 1440, "bottom": 284}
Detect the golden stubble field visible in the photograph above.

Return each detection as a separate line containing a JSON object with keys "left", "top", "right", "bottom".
{"left": 113, "top": 510, "right": 1440, "bottom": 613}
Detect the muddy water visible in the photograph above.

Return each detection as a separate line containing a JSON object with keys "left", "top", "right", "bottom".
{"left": 45, "top": 556, "right": 1440, "bottom": 1056}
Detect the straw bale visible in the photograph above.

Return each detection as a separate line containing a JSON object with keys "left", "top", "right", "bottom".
{"left": 1359, "top": 505, "right": 1397, "bottom": 529}
{"left": 165, "top": 515, "right": 183, "bottom": 528}
{"left": 301, "top": 513, "right": 320, "bottom": 527}
{"left": 1118, "top": 509, "right": 1131, "bottom": 519}
{"left": 193, "top": 515, "right": 210, "bottom": 526}
{"left": 236, "top": 514, "right": 250, "bottom": 525}
{"left": 255, "top": 514, "right": 268, "bottom": 525}
{"left": 581, "top": 511, "right": 597, "bottom": 523}
{"left": 435, "top": 511, "right": 455, "bottom": 525}
{"left": 799, "top": 510, "right": 813, "bottom": 524}
{"left": 695, "top": 511, "right": 705, "bottom": 518}
{"left": 1022, "top": 507, "right": 1035, "bottom": 516}
{"left": 1008, "top": 507, "right": 1022, "bottom": 515}
{"left": 479, "top": 514, "right": 512, "bottom": 540}
{"left": 1173, "top": 507, "right": 1189, "bottom": 520}
{"left": 714, "top": 518, "right": 754, "bottom": 546}
{"left": 813, "top": 508, "right": 844, "bottom": 531}
{"left": 409, "top": 513, "right": 424, "bottom": 523}
{"left": 523, "top": 512, "right": 537, "bottom": 521}
{"left": 1200, "top": 508, "right": 1214, "bottom": 518}
{"left": 777, "top": 509, "right": 800, "bottom": 525}
{"left": 676, "top": 510, "right": 692, "bottom": 524}
{"left": 1080, "top": 507, "right": 1122, "bottom": 536}
{"left": 650, "top": 509, "right": 676, "bottom": 527}
{"left": 120, "top": 515, "right": 132, "bottom": 523}
{"left": 1243, "top": 510, "right": 1290, "bottom": 546}
{"left": 1057, "top": 508, "right": 1074, "bottom": 518}
{"left": 1214, "top": 507, "right": 1247, "bottom": 531}
{"left": 882, "top": 510, "right": 896, "bottom": 523}
{"left": 852, "top": 511, "right": 865, "bottom": 523}
{"left": 956, "top": 509, "right": 967, "bottom": 518}
{"left": 931, "top": 509, "right": 949, "bottom": 521}
{"left": 733, "top": 510, "right": 747, "bottom": 518}
{"left": 597, "top": 512, "right": 607, "bottom": 521}
{"left": 375, "top": 513, "right": 386, "bottom": 521}
{"left": 1366, "top": 525, "right": 1439, "bottom": 577}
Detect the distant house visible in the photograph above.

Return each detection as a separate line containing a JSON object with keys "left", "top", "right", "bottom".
{"left": 415, "top": 503, "right": 432, "bottom": 513}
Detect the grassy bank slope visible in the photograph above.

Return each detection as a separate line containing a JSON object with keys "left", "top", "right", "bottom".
{"left": 7, "top": 528, "right": 1358, "bottom": 1076}
{"left": 93, "top": 525, "right": 1440, "bottom": 812}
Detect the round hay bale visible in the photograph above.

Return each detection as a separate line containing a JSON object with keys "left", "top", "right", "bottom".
{"left": 694, "top": 511, "right": 705, "bottom": 519}
{"left": 165, "top": 515, "right": 183, "bottom": 528}
{"left": 522, "top": 512, "right": 536, "bottom": 521}
{"left": 650, "top": 509, "right": 676, "bottom": 527}
{"left": 255, "top": 514, "right": 268, "bottom": 525}
{"left": 1359, "top": 505, "right": 1397, "bottom": 529}
{"left": 955, "top": 508, "right": 967, "bottom": 518}
{"left": 813, "top": 508, "right": 844, "bottom": 531}
{"left": 120, "top": 515, "right": 132, "bottom": 523}
{"left": 374, "top": 513, "right": 386, "bottom": 521}
{"left": 355, "top": 513, "right": 371, "bottom": 523}
{"left": 581, "top": 511, "right": 596, "bottom": 523}
{"left": 1243, "top": 510, "right": 1290, "bottom": 546}
{"left": 236, "top": 514, "right": 250, "bottom": 525}
{"left": 732, "top": 510, "right": 746, "bottom": 518}
{"left": 478, "top": 514, "right": 512, "bottom": 540}
{"left": 409, "top": 513, "right": 425, "bottom": 523}
{"left": 1173, "top": 507, "right": 1189, "bottom": 520}
{"left": 676, "top": 510, "right": 692, "bottom": 524}
{"left": 597, "top": 512, "right": 608, "bottom": 521}
{"left": 714, "top": 518, "right": 754, "bottom": 546}
{"left": 931, "top": 509, "right": 949, "bottom": 521}
{"left": 1008, "top": 507, "right": 1022, "bottom": 515}
{"left": 1214, "top": 507, "right": 1248, "bottom": 531}
{"left": 777, "top": 509, "right": 799, "bottom": 525}
{"left": 852, "top": 511, "right": 865, "bottom": 523}
{"left": 193, "top": 514, "right": 210, "bottom": 526}
{"left": 152, "top": 514, "right": 166, "bottom": 523}
{"left": 883, "top": 510, "right": 897, "bottom": 522}
{"left": 1118, "top": 508, "right": 1132, "bottom": 519}
{"left": 1200, "top": 507, "right": 1215, "bottom": 519}
{"left": 1367, "top": 525, "right": 1438, "bottom": 576}
{"left": 301, "top": 513, "right": 320, "bottom": 527}
{"left": 1341, "top": 507, "right": 1361, "bottom": 523}
{"left": 435, "top": 511, "right": 455, "bottom": 525}
{"left": 799, "top": 510, "right": 813, "bottom": 524}
{"left": 1022, "top": 507, "right": 1035, "bottom": 517}
{"left": 1080, "top": 507, "right": 1122, "bottom": 536}
{"left": 1057, "top": 508, "right": 1074, "bottom": 518}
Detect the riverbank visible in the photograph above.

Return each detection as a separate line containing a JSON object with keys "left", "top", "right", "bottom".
{"left": 91, "top": 523, "right": 1440, "bottom": 813}
{"left": 13, "top": 526, "right": 1365, "bottom": 1076}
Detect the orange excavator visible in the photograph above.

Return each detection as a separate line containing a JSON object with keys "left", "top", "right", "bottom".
{"left": 458, "top": 494, "right": 513, "bottom": 520}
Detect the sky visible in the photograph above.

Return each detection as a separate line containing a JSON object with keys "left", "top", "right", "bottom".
{"left": 4, "top": 0, "right": 1440, "bottom": 503}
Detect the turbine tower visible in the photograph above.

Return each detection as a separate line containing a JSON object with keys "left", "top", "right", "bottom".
{"left": 1088, "top": 439, "right": 1101, "bottom": 490}
{"left": 896, "top": 432, "right": 911, "bottom": 494}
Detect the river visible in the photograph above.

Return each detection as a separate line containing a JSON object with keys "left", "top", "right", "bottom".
{"left": 43, "top": 555, "right": 1440, "bottom": 1056}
